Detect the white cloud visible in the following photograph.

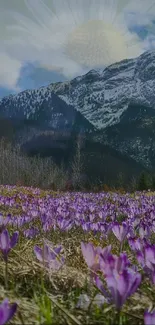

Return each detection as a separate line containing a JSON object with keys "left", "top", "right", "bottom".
{"left": 142, "top": 34, "right": 155, "bottom": 50}
{"left": 0, "top": 0, "right": 155, "bottom": 89}
{"left": 125, "top": 11, "right": 155, "bottom": 27}
{"left": 0, "top": 51, "right": 22, "bottom": 90}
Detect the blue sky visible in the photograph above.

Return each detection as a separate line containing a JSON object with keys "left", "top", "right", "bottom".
{"left": 0, "top": 0, "right": 155, "bottom": 98}
{"left": 17, "top": 63, "right": 67, "bottom": 89}
{"left": 0, "top": 65, "right": 67, "bottom": 98}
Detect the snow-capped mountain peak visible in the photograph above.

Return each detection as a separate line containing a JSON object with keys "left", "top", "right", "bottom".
{"left": 48, "top": 50, "right": 155, "bottom": 129}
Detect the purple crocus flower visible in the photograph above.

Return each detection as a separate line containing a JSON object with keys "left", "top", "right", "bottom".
{"left": 81, "top": 242, "right": 100, "bottom": 273}
{"left": 95, "top": 268, "right": 141, "bottom": 310}
{"left": 136, "top": 244, "right": 155, "bottom": 284}
{"left": 0, "top": 230, "right": 19, "bottom": 261}
{"left": 97, "top": 245, "right": 112, "bottom": 262}
{"left": 137, "top": 244, "right": 155, "bottom": 270}
{"left": 95, "top": 276, "right": 111, "bottom": 301}
{"left": 81, "top": 222, "right": 91, "bottom": 232}
{"left": 128, "top": 237, "right": 142, "bottom": 252}
{"left": 136, "top": 251, "right": 145, "bottom": 268}
{"left": 99, "top": 252, "right": 130, "bottom": 277}
{"left": 139, "top": 222, "right": 150, "bottom": 239}
{"left": 131, "top": 217, "right": 141, "bottom": 229}
{"left": 81, "top": 242, "right": 111, "bottom": 275}
{"left": 57, "top": 219, "right": 73, "bottom": 231}
{"left": 144, "top": 310, "right": 155, "bottom": 325}
{"left": 23, "top": 227, "right": 39, "bottom": 239}
{"left": 34, "top": 243, "right": 64, "bottom": 270}
{"left": 0, "top": 298, "right": 17, "bottom": 325}
{"left": 106, "top": 268, "right": 141, "bottom": 309}
{"left": 112, "top": 222, "right": 129, "bottom": 242}
{"left": 0, "top": 214, "right": 8, "bottom": 232}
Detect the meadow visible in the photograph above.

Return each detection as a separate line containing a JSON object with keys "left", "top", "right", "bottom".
{"left": 0, "top": 185, "right": 154, "bottom": 324}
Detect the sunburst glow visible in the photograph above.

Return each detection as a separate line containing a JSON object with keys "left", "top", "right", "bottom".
{"left": 0, "top": 0, "right": 155, "bottom": 88}
{"left": 65, "top": 20, "right": 140, "bottom": 67}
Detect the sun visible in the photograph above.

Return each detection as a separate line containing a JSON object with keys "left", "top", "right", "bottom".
{"left": 65, "top": 20, "right": 133, "bottom": 67}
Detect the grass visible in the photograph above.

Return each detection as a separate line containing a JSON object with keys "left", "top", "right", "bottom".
{"left": 0, "top": 185, "right": 154, "bottom": 324}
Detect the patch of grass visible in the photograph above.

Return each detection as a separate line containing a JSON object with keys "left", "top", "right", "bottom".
{"left": 0, "top": 186, "right": 154, "bottom": 324}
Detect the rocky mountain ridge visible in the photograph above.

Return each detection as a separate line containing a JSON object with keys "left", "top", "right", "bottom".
{"left": 0, "top": 50, "right": 155, "bottom": 175}
{"left": 49, "top": 50, "right": 155, "bottom": 130}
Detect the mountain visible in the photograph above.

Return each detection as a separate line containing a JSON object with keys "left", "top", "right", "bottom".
{"left": 49, "top": 50, "right": 155, "bottom": 169}
{"left": 49, "top": 50, "right": 155, "bottom": 129}
{"left": 0, "top": 50, "right": 155, "bottom": 184}
{"left": 0, "top": 89, "right": 94, "bottom": 133}
{"left": 0, "top": 89, "right": 144, "bottom": 186}
{"left": 0, "top": 89, "right": 96, "bottom": 157}
{"left": 94, "top": 102, "right": 155, "bottom": 169}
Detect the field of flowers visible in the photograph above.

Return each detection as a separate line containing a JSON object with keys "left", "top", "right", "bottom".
{"left": 0, "top": 185, "right": 155, "bottom": 324}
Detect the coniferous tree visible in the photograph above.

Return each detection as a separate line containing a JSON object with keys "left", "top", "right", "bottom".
{"left": 71, "top": 135, "right": 84, "bottom": 190}
{"left": 151, "top": 174, "right": 155, "bottom": 190}
{"left": 116, "top": 172, "right": 124, "bottom": 189}
{"left": 137, "top": 172, "right": 148, "bottom": 191}
{"left": 130, "top": 175, "right": 137, "bottom": 192}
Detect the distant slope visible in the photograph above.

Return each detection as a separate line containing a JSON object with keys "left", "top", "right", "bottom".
{"left": 0, "top": 51, "right": 154, "bottom": 183}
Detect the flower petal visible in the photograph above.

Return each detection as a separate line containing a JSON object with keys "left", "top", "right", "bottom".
{"left": 0, "top": 230, "right": 9, "bottom": 255}
{"left": 10, "top": 232, "right": 19, "bottom": 249}
{"left": 34, "top": 246, "right": 43, "bottom": 262}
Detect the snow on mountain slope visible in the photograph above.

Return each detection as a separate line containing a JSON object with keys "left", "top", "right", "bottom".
{"left": 0, "top": 50, "right": 155, "bottom": 170}
{"left": 0, "top": 88, "right": 94, "bottom": 133}
{"left": 49, "top": 50, "right": 155, "bottom": 129}
{"left": 0, "top": 50, "right": 155, "bottom": 131}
